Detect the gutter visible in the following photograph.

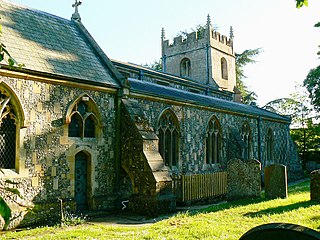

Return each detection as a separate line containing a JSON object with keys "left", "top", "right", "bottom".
{"left": 0, "top": 66, "right": 119, "bottom": 92}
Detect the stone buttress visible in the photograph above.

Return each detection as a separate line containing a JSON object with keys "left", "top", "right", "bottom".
{"left": 120, "top": 99, "right": 176, "bottom": 216}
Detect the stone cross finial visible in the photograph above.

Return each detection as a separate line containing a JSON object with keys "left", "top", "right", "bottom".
{"left": 71, "top": 0, "right": 82, "bottom": 21}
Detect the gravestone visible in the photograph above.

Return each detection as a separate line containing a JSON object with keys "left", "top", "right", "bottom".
{"left": 264, "top": 164, "right": 288, "bottom": 199}
{"left": 310, "top": 169, "right": 320, "bottom": 201}
{"left": 239, "top": 223, "right": 320, "bottom": 240}
{"left": 227, "top": 159, "right": 261, "bottom": 200}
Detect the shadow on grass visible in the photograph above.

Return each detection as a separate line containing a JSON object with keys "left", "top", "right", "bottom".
{"left": 187, "top": 180, "right": 311, "bottom": 217}
{"left": 189, "top": 197, "right": 269, "bottom": 216}
{"left": 244, "top": 200, "right": 317, "bottom": 218}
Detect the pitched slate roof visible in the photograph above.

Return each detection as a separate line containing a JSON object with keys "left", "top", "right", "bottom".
{"left": 0, "top": 0, "right": 120, "bottom": 87}
{"left": 129, "top": 78, "right": 291, "bottom": 123}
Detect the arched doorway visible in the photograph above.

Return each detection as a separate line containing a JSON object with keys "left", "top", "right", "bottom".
{"left": 75, "top": 151, "right": 88, "bottom": 210}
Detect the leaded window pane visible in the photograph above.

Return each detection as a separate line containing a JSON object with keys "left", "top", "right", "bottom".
{"left": 159, "top": 129, "right": 164, "bottom": 159}
{"left": 165, "top": 130, "right": 171, "bottom": 166}
{"left": 158, "top": 111, "right": 179, "bottom": 168}
{"left": 172, "top": 130, "right": 178, "bottom": 166}
{"left": 0, "top": 116, "right": 16, "bottom": 169}
{"left": 77, "top": 101, "right": 87, "bottom": 116}
{"left": 266, "top": 129, "right": 273, "bottom": 161}
{"left": 68, "top": 100, "right": 98, "bottom": 139}
{"left": 241, "top": 122, "right": 251, "bottom": 159}
{"left": 206, "top": 118, "right": 222, "bottom": 164}
{"left": 206, "top": 135, "right": 210, "bottom": 164}
{"left": 69, "top": 113, "right": 82, "bottom": 137}
{"left": 84, "top": 116, "right": 95, "bottom": 138}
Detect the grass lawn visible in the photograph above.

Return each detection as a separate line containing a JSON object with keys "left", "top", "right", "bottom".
{"left": 1, "top": 180, "right": 319, "bottom": 240}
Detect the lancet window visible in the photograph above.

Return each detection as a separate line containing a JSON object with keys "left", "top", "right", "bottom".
{"left": 241, "top": 122, "right": 252, "bottom": 159}
{"left": 206, "top": 116, "right": 222, "bottom": 164}
{"left": 221, "top": 57, "right": 228, "bottom": 80}
{"left": 180, "top": 58, "right": 191, "bottom": 77}
{"left": 68, "top": 99, "right": 98, "bottom": 139}
{"left": 158, "top": 110, "right": 179, "bottom": 167}
{"left": 0, "top": 91, "right": 17, "bottom": 169}
{"left": 266, "top": 128, "right": 274, "bottom": 161}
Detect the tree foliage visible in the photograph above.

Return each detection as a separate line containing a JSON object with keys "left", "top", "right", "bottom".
{"left": 263, "top": 84, "right": 320, "bottom": 166}
{"left": 143, "top": 59, "right": 162, "bottom": 71}
{"left": 296, "top": 0, "right": 308, "bottom": 8}
{"left": 263, "top": 84, "right": 317, "bottom": 126}
{"left": 235, "top": 48, "right": 261, "bottom": 105}
{"left": 291, "top": 122, "right": 320, "bottom": 159}
{"left": 304, "top": 65, "right": 320, "bottom": 111}
{"left": 303, "top": 21, "right": 320, "bottom": 111}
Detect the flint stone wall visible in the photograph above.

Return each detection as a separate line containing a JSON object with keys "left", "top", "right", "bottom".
{"left": 128, "top": 97, "right": 301, "bottom": 181}
{"left": 227, "top": 159, "right": 261, "bottom": 200}
{"left": 0, "top": 75, "right": 117, "bottom": 228}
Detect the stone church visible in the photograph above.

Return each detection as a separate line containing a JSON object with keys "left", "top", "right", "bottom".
{"left": 0, "top": 0, "right": 301, "bottom": 227}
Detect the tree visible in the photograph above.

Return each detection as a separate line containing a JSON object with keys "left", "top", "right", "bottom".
{"left": 296, "top": 0, "right": 308, "bottom": 8}
{"left": 303, "top": 21, "right": 320, "bottom": 111}
{"left": 263, "top": 84, "right": 317, "bottom": 126}
{"left": 304, "top": 65, "right": 320, "bottom": 111}
{"left": 235, "top": 48, "right": 261, "bottom": 105}
{"left": 143, "top": 59, "right": 162, "bottom": 71}
{"left": 263, "top": 84, "right": 319, "bottom": 166}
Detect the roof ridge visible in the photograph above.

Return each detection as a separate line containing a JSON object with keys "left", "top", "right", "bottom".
{"left": 1, "top": 0, "right": 72, "bottom": 24}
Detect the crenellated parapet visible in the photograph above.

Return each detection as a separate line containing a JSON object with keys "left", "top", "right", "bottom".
{"left": 211, "top": 31, "right": 233, "bottom": 47}
{"left": 162, "top": 28, "right": 233, "bottom": 50}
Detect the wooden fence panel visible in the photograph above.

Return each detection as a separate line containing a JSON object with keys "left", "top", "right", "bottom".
{"left": 172, "top": 172, "right": 227, "bottom": 202}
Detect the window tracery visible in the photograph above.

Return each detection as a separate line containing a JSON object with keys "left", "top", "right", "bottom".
{"left": 158, "top": 110, "right": 179, "bottom": 167}
{"left": 0, "top": 91, "right": 17, "bottom": 169}
{"left": 206, "top": 116, "right": 222, "bottom": 164}
{"left": 68, "top": 99, "right": 98, "bottom": 139}
{"left": 241, "top": 122, "right": 252, "bottom": 159}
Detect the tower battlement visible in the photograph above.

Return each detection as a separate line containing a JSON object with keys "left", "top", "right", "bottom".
{"left": 211, "top": 31, "right": 233, "bottom": 47}
{"left": 162, "top": 28, "right": 233, "bottom": 50}
{"left": 161, "top": 15, "right": 236, "bottom": 93}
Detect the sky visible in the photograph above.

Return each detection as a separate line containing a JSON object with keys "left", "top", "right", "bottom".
{"left": 9, "top": 0, "right": 320, "bottom": 106}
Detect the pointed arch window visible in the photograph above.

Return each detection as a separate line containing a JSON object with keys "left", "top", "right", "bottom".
{"left": 180, "top": 58, "right": 191, "bottom": 77}
{"left": 206, "top": 117, "right": 222, "bottom": 164}
{"left": 0, "top": 91, "right": 18, "bottom": 169}
{"left": 266, "top": 128, "right": 274, "bottom": 161}
{"left": 158, "top": 110, "right": 179, "bottom": 167}
{"left": 241, "top": 122, "right": 252, "bottom": 159}
{"left": 68, "top": 98, "right": 99, "bottom": 139}
{"left": 221, "top": 57, "right": 228, "bottom": 80}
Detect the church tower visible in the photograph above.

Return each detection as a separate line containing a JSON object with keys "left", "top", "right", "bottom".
{"left": 161, "top": 15, "right": 236, "bottom": 93}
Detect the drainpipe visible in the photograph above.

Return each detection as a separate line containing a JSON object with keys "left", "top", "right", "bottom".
{"left": 257, "top": 116, "right": 262, "bottom": 163}
{"left": 114, "top": 89, "right": 123, "bottom": 193}
{"left": 205, "top": 43, "right": 210, "bottom": 95}
{"left": 205, "top": 15, "right": 211, "bottom": 95}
